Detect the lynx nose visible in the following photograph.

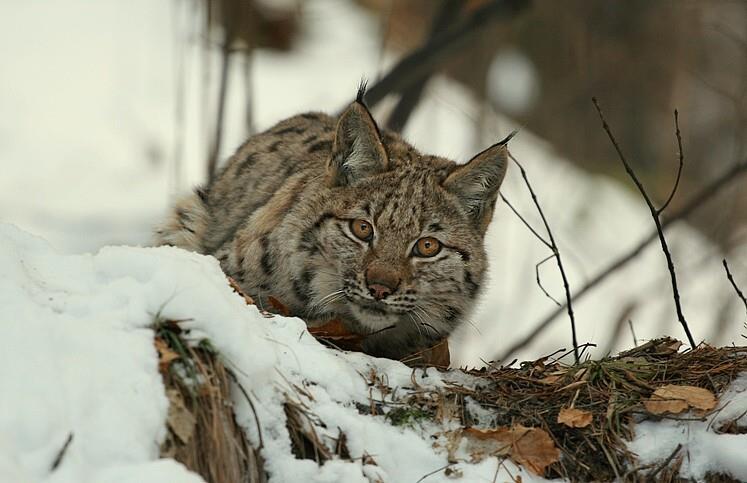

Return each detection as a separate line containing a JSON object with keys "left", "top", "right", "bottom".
{"left": 365, "top": 266, "right": 400, "bottom": 301}
{"left": 368, "top": 284, "right": 392, "bottom": 300}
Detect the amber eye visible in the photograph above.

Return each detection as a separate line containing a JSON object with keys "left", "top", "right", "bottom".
{"left": 413, "top": 237, "right": 442, "bottom": 257}
{"left": 350, "top": 219, "right": 373, "bottom": 241}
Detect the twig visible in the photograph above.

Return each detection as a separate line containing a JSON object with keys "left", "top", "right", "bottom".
{"left": 722, "top": 259, "right": 747, "bottom": 324}
{"left": 601, "top": 301, "right": 637, "bottom": 356}
{"left": 536, "top": 254, "right": 561, "bottom": 306}
{"left": 628, "top": 320, "right": 638, "bottom": 347}
{"left": 385, "top": 0, "right": 462, "bottom": 132}
{"left": 647, "top": 443, "right": 682, "bottom": 480}
{"left": 499, "top": 194, "right": 551, "bottom": 248}
{"left": 228, "top": 372, "right": 265, "bottom": 449}
{"left": 511, "top": 154, "right": 580, "bottom": 363}
{"left": 658, "top": 110, "right": 684, "bottom": 214}
{"left": 415, "top": 464, "right": 453, "bottom": 483}
{"left": 242, "top": 50, "right": 255, "bottom": 137}
{"left": 592, "top": 97, "right": 696, "bottom": 349}
{"left": 364, "top": 0, "right": 529, "bottom": 108}
{"left": 50, "top": 433, "right": 73, "bottom": 471}
{"left": 497, "top": 159, "right": 747, "bottom": 363}
{"left": 207, "top": 27, "right": 234, "bottom": 183}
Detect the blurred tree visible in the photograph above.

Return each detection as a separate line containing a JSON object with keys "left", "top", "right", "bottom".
{"left": 359, "top": 0, "right": 747, "bottom": 252}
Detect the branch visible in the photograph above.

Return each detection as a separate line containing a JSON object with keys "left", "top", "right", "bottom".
{"left": 658, "top": 110, "right": 684, "bottom": 214}
{"left": 497, "top": 159, "right": 747, "bottom": 363}
{"left": 207, "top": 28, "right": 234, "bottom": 183}
{"left": 722, "top": 259, "right": 747, "bottom": 324}
{"left": 500, "top": 194, "right": 562, "bottom": 306}
{"left": 50, "top": 433, "right": 73, "bottom": 471}
{"left": 511, "top": 154, "right": 579, "bottom": 363}
{"left": 628, "top": 319, "right": 638, "bottom": 347}
{"left": 364, "top": 0, "right": 529, "bottom": 108}
{"left": 385, "top": 0, "right": 462, "bottom": 132}
{"left": 592, "top": 97, "right": 696, "bottom": 349}
{"left": 535, "top": 254, "right": 561, "bottom": 306}
{"left": 499, "top": 194, "right": 551, "bottom": 248}
{"left": 647, "top": 443, "right": 682, "bottom": 480}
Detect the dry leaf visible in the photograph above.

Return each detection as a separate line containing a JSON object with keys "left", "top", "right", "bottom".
{"left": 227, "top": 276, "right": 255, "bottom": 305}
{"left": 166, "top": 389, "right": 196, "bottom": 444}
{"left": 463, "top": 425, "right": 560, "bottom": 475}
{"left": 644, "top": 384, "right": 717, "bottom": 415}
{"left": 267, "top": 296, "right": 291, "bottom": 316}
{"left": 154, "top": 337, "right": 180, "bottom": 373}
{"left": 308, "top": 320, "right": 450, "bottom": 368}
{"left": 539, "top": 374, "right": 562, "bottom": 385}
{"left": 658, "top": 339, "right": 683, "bottom": 355}
{"left": 557, "top": 407, "right": 593, "bottom": 428}
{"left": 308, "top": 319, "right": 366, "bottom": 351}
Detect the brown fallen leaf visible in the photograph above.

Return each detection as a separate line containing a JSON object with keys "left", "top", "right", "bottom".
{"left": 557, "top": 407, "right": 593, "bottom": 428}
{"left": 226, "top": 276, "right": 255, "bottom": 305}
{"left": 308, "top": 319, "right": 366, "bottom": 352}
{"left": 538, "top": 374, "right": 562, "bottom": 385}
{"left": 463, "top": 425, "right": 560, "bottom": 475}
{"left": 644, "top": 384, "right": 717, "bottom": 415}
{"left": 166, "top": 389, "right": 196, "bottom": 444}
{"left": 155, "top": 337, "right": 180, "bottom": 373}
{"left": 267, "top": 296, "right": 291, "bottom": 316}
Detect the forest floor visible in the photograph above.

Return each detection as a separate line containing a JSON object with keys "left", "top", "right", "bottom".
{"left": 2, "top": 223, "right": 747, "bottom": 483}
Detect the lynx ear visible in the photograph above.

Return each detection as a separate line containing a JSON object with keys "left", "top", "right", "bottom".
{"left": 443, "top": 134, "right": 513, "bottom": 233}
{"left": 327, "top": 95, "right": 388, "bottom": 187}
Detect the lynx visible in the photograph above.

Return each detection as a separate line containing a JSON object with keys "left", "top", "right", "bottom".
{"left": 155, "top": 86, "right": 510, "bottom": 360}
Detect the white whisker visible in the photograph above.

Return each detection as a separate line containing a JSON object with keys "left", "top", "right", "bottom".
{"left": 308, "top": 289, "right": 344, "bottom": 315}
{"left": 406, "top": 312, "right": 424, "bottom": 338}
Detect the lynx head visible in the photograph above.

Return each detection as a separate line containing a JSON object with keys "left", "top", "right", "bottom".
{"left": 311, "top": 91, "right": 509, "bottom": 346}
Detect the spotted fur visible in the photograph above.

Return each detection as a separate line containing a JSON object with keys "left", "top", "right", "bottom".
{"left": 155, "top": 91, "right": 509, "bottom": 359}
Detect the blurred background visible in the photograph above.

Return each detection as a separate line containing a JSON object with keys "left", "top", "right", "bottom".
{"left": 1, "top": 0, "right": 746, "bottom": 367}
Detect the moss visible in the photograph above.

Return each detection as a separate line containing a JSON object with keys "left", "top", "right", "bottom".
{"left": 385, "top": 407, "right": 433, "bottom": 427}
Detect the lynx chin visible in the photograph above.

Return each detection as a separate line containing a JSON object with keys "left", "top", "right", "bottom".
{"left": 156, "top": 86, "right": 511, "bottom": 360}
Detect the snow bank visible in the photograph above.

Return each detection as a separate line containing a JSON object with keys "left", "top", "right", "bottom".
{"left": 0, "top": 224, "right": 546, "bottom": 483}
{"left": 2, "top": 223, "right": 747, "bottom": 482}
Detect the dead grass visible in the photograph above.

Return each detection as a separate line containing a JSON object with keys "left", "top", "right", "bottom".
{"left": 153, "top": 300, "right": 747, "bottom": 483}
{"left": 400, "top": 338, "right": 747, "bottom": 481}
{"left": 156, "top": 318, "right": 266, "bottom": 483}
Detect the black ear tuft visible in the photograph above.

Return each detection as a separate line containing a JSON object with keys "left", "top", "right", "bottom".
{"left": 356, "top": 79, "right": 368, "bottom": 105}
{"left": 497, "top": 129, "right": 519, "bottom": 146}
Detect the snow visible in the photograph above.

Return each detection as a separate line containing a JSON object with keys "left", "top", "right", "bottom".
{"left": 2, "top": 223, "right": 747, "bottom": 482}
{"left": 0, "top": 223, "right": 548, "bottom": 483}
{"left": 629, "top": 374, "right": 747, "bottom": 480}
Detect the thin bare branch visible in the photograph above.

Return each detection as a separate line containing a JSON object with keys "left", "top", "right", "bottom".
{"left": 601, "top": 301, "right": 637, "bottom": 356}
{"left": 647, "top": 443, "right": 682, "bottom": 480}
{"left": 207, "top": 28, "right": 234, "bottom": 183}
{"left": 497, "top": 159, "right": 747, "bottom": 363}
{"left": 535, "top": 254, "right": 561, "bottom": 306}
{"left": 511, "top": 154, "right": 579, "bottom": 363}
{"left": 722, "top": 259, "right": 747, "bottom": 323}
{"left": 628, "top": 319, "right": 638, "bottom": 347}
{"left": 364, "top": 0, "right": 529, "bottom": 108}
{"left": 50, "top": 433, "right": 73, "bottom": 471}
{"left": 499, "top": 194, "right": 552, "bottom": 248}
{"left": 386, "top": 0, "right": 462, "bottom": 132}
{"left": 658, "top": 109, "right": 684, "bottom": 214}
{"left": 592, "top": 97, "right": 696, "bottom": 349}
